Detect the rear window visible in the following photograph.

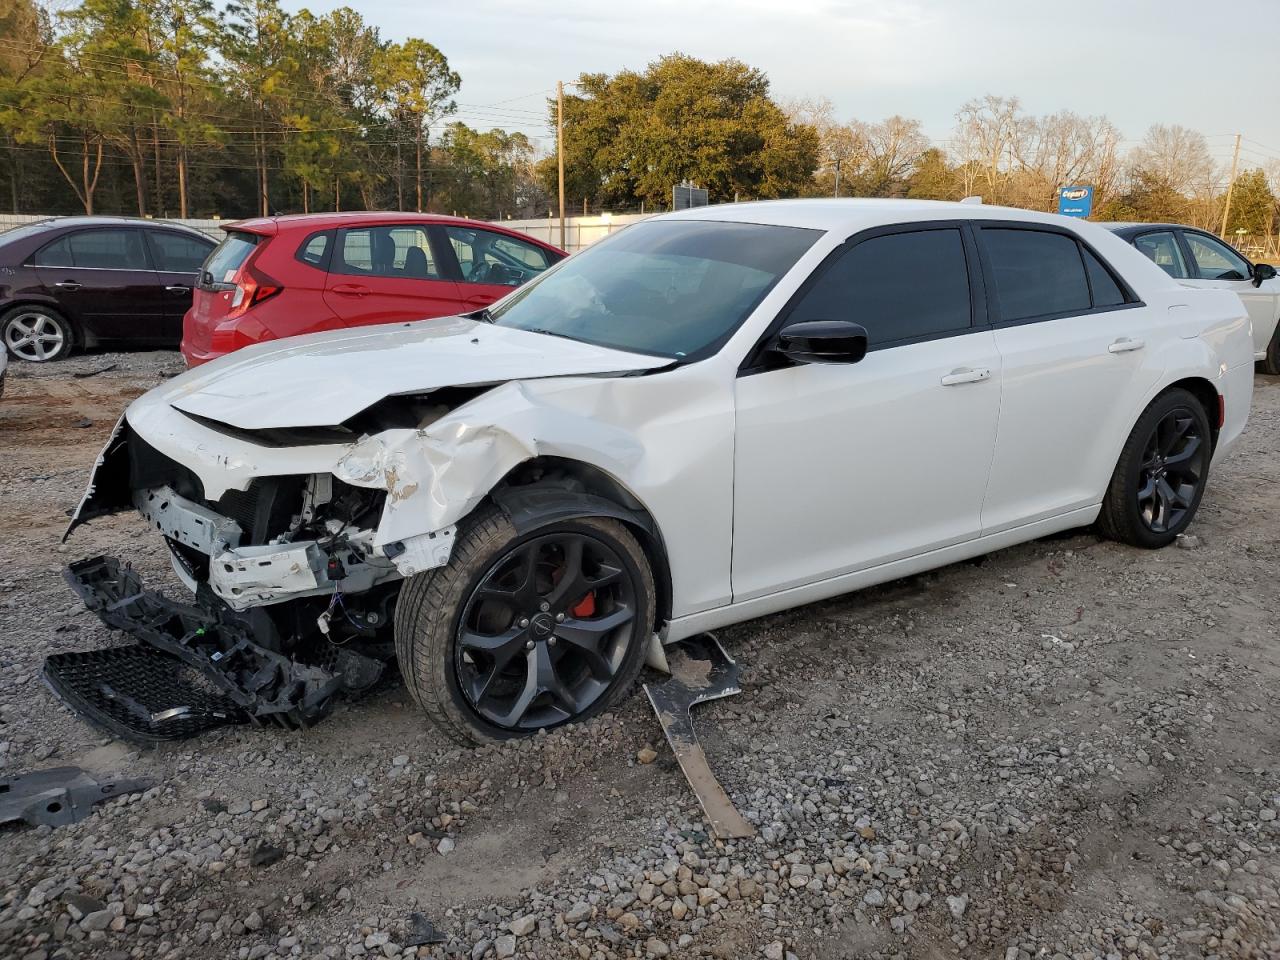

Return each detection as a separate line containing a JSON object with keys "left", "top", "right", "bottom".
{"left": 203, "top": 231, "right": 259, "bottom": 284}
{"left": 981, "top": 228, "right": 1091, "bottom": 322}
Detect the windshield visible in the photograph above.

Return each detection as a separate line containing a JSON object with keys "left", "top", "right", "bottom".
{"left": 490, "top": 219, "right": 820, "bottom": 359}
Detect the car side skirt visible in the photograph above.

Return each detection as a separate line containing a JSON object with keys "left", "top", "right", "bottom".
{"left": 664, "top": 505, "right": 1099, "bottom": 644}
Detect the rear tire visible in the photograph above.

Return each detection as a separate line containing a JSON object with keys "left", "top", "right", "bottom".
{"left": 394, "top": 504, "right": 655, "bottom": 745}
{"left": 2, "top": 305, "right": 74, "bottom": 362}
{"left": 1098, "top": 388, "right": 1212, "bottom": 548}
{"left": 1259, "top": 325, "right": 1280, "bottom": 376}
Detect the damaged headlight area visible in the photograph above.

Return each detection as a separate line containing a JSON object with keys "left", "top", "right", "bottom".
{"left": 53, "top": 424, "right": 409, "bottom": 741}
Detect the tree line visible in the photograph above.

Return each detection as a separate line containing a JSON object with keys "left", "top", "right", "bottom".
{"left": 2, "top": 0, "right": 1278, "bottom": 239}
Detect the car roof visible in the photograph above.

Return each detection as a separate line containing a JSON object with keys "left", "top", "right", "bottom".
{"left": 657, "top": 197, "right": 1098, "bottom": 233}
{"left": 225, "top": 211, "right": 565, "bottom": 252}
{"left": 1101, "top": 222, "right": 1205, "bottom": 238}
{"left": 20, "top": 215, "right": 212, "bottom": 236}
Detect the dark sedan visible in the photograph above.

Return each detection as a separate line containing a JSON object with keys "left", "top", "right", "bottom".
{"left": 0, "top": 217, "right": 215, "bottom": 362}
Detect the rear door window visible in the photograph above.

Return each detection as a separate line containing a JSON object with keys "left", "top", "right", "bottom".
{"left": 1132, "top": 231, "right": 1188, "bottom": 279}
{"left": 204, "top": 231, "right": 259, "bottom": 284}
{"left": 787, "top": 228, "right": 972, "bottom": 347}
{"left": 981, "top": 228, "right": 1091, "bottom": 321}
{"left": 147, "top": 230, "right": 213, "bottom": 272}
{"left": 334, "top": 225, "right": 444, "bottom": 280}
{"left": 33, "top": 229, "right": 151, "bottom": 270}
{"left": 1082, "top": 247, "right": 1128, "bottom": 308}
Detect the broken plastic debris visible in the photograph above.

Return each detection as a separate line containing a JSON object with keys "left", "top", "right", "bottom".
{"left": 0, "top": 767, "right": 150, "bottom": 828}
{"left": 643, "top": 634, "right": 755, "bottom": 840}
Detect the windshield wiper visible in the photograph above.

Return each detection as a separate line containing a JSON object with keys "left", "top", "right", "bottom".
{"left": 467, "top": 307, "right": 495, "bottom": 323}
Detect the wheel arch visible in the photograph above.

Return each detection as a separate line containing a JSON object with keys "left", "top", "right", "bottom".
{"left": 1158, "top": 376, "right": 1221, "bottom": 451}
{"left": 486, "top": 456, "right": 674, "bottom": 632}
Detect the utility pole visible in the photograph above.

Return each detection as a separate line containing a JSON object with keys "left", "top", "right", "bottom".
{"left": 1219, "top": 133, "right": 1242, "bottom": 239}
{"left": 557, "top": 80, "right": 566, "bottom": 250}
{"left": 833, "top": 159, "right": 841, "bottom": 198}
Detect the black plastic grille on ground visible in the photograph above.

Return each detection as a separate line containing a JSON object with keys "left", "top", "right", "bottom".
{"left": 44, "top": 645, "right": 247, "bottom": 743}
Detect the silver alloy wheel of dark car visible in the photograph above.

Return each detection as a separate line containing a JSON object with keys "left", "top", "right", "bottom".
{"left": 3, "top": 307, "right": 70, "bottom": 362}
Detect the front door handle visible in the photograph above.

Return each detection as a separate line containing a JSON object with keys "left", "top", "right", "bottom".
{"left": 331, "top": 283, "right": 370, "bottom": 297}
{"left": 1108, "top": 337, "right": 1145, "bottom": 354}
{"left": 165, "top": 285, "right": 190, "bottom": 294}
{"left": 54, "top": 281, "right": 82, "bottom": 291}
{"left": 940, "top": 367, "right": 991, "bottom": 386}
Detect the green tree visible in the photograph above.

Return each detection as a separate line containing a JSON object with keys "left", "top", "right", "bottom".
{"left": 0, "top": 0, "right": 54, "bottom": 212}
{"left": 435, "top": 122, "right": 538, "bottom": 218}
{"left": 540, "top": 54, "right": 819, "bottom": 211}
{"left": 1223, "top": 168, "right": 1276, "bottom": 236}
{"left": 382, "top": 38, "right": 459, "bottom": 211}
{"left": 906, "top": 148, "right": 960, "bottom": 200}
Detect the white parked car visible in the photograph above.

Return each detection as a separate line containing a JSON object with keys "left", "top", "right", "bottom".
{"left": 1105, "top": 222, "right": 1280, "bottom": 373}
{"left": 62, "top": 199, "right": 1253, "bottom": 744}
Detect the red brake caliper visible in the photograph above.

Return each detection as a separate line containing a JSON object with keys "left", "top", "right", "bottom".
{"left": 571, "top": 592, "right": 596, "bottom": 618}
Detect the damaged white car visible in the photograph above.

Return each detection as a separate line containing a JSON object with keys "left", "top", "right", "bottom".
{"left": 56, "top": 199, "right": 1253, "bottom": 744}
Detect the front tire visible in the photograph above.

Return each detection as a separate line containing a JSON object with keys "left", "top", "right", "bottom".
{"left": 1098, "top": 388, "right": 1212, "bottom": 548}
{"left": 2, "top": 305, "right": 74, "bottom": 362}
{"left": 395, "top": 505, "right": 655, "bottom": 745}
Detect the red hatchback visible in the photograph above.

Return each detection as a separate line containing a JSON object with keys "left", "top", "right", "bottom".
{"left": 182, "top": 212, "right": 566, "bottom": 366}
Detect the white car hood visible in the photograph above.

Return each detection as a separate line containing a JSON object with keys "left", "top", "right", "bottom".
{"left": 163, "top": 316, "right": 668, "bottom": 430}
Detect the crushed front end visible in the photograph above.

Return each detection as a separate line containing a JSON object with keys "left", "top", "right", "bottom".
{"left": 52, "top": 418, "right": 399, "bottom": 741}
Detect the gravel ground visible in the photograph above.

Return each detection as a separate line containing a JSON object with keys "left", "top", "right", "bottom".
{"left": 1, "top": 350, "right": 1278, "bottom": 960}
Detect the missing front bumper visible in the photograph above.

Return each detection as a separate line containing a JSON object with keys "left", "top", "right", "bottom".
{"left": 49, "top": 556, "right": 386, "bottom": 741}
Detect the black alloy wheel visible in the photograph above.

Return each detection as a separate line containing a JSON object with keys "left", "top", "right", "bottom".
{"left": 454, "top": 531, "right": 637, "bottom": 731}
{"left": 1135, "top": 406, "right": 1208, "bottom": 534}
{"left": 1099, "top": 388, "right": 1213, "bottom": 548}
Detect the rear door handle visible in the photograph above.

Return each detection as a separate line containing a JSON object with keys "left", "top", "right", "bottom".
{"left": 165, "top": 285, "right": 190, "bottom": 294}
{"left": 54, "top": 281, "right": 81, "bottom": 291}
{"left": 332, "top": 283, "right": 370, "bottom": 297}
{"left": 940, "top": 367, "right": 991, "bottom": 386}
{"left": 1108, "top": 337, "right": 1145, "bottom": 353}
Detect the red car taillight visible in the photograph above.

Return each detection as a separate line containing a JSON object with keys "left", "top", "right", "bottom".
{"left": 224, "top": 264, "right": 283, "bottom": 321}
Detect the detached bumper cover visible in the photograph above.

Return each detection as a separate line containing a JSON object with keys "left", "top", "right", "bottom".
{"left": 48, "top": 556, "right": 385, "bottom": 741}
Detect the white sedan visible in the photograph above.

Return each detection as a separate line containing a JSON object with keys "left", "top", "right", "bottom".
{"left": 1105, "top": 222, "right": 1280, "bottom": 373}
{"left": 64, "top": 199, "right": 1253, "bottom": 743}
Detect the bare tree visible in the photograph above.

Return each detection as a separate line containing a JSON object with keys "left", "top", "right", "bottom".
{"left": 1012, "top": 111, "right": 1122, "bottom": 210}
{"left": 953, "top": 95, "right": 1025, "bottom": 203}
{"left": 1130, "top": 124, "right": 1215, "bottom": 195}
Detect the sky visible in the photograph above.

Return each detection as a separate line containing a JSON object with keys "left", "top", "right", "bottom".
{"left": 288, "top": 0, "right": 1280, "bottom": 172}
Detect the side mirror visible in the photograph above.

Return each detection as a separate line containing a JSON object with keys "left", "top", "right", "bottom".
{"left": 773, "top": 319, "right": 869, "bottom": 365}
{"left": 1253, "top": 262, "right": 1277, "bottom": 287}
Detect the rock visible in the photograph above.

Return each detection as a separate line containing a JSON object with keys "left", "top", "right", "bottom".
{"left": 244, "top": 910, "right": 263, "bottom": 931}
{"left": 947, "top": 894, "right": 968, "bottom": 918}
{"left": 763, "top": 942, "right": 785, "bottom": 960}
{"left": 81, "top": 909, "right": 115, "bottom": 932}
{"left": 645, "top": 937, "right": 670, "bottom": 957}
{"left": 862, "top": 889, "right": 885, "bottom": 907}
{"left": 565, "top": 902, "right": 591, "bottom": 924}
{"left": 508, "top": 915, "right": 536, "bottom": 937}
{"left": 494, "top": 934, "right": 516, "bottom": 958}
{"left": 64, "top": 894, "right": 104, "bottom": 921}
{"left": 637, "top": 747, "right": 658, "bottom": 764}
{"left": 436, "top": 837, "right": 455, "bottom": 855}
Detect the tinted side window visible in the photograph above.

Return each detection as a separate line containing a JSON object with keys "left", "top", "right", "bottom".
{"left": 65, "top": 229, "right": 150, "bottom": 270}
{"left": 335, "top": 226, "right": 442, "bottom": 280}
{"left": 1184, "top": 232, "right": 1251, "bottom": 281}
{"left": 447, "top": 226, "right": 553, "bottom": 286}
{"left": 1082, "top": 247, "right": 1127, "bottom": 308}
{"left": 1133, "top": 231, "right": 1187, "bottom": 279}
{"left": 787, "top": 228, "right": 971, "bottom": 347}
{"left": 982, "top": 228, "right": 1090, "bottom": 321}
{"left": 149, "top": 231, "right": 211, "bottom": 272}
{"left": 31, "top": 236, "right": 73, "bottom": 267}
{"left": 297, "top": 231, "right": 331, "bottom": 268}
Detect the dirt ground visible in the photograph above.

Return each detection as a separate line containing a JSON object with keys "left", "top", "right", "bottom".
{"left": 0, "top": 351, "right": 1277, "bottom": 960}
